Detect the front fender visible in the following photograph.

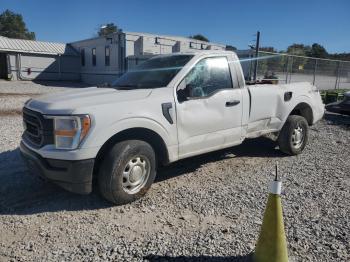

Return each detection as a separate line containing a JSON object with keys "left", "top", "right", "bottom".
{"left": 87, "top": 117, "right": 173, "bottom": 149}
{"left": 77, "top": 116, "right": 178, "bottom": 162}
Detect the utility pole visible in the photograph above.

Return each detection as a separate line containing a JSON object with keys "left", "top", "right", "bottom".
{"left": 253, "top": 31, "right": 260, "bottom": 81}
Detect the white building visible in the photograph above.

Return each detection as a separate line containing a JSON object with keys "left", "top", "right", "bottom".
{"left": 0, "top": 29, "right": 227, "bottom": 84}
{"left": 70, "top": 30, "right": 226, "bottom": 84}
{"left": 0, "top": 36, "right": 80, "bottom": 81}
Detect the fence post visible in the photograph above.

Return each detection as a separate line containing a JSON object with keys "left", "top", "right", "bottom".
{"left": 253, "top": 31, "right": 260, "bottom": 81}
{"left": 249, "top": 52, "right": 254, "bottom": 81}
{"left": 289, "top": 56, "right": 294, "bottom": 83}
{"left": 285, "top": 56, "right": 289, "bottom": 84}
{"left": 338, "top": 62, "right": 342, "bottom": 89}
{"left": 335, "top": 61, "right": 340, "bottom": 89}
{"left": 313, "top": 59, "right": 318, "bottom": 85}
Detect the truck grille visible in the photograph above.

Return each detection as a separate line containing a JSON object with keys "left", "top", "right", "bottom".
{"left": 22, "top": 107, "right": 54, "bottom": 148}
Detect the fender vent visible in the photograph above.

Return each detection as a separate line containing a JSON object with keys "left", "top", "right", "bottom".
{"left": 284, "top": 92, "right": 293, "bottom": 102}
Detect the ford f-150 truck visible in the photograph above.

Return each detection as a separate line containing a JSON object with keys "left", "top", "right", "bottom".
{"left": 20, "top": 51, "right": 324, "bottom": 204}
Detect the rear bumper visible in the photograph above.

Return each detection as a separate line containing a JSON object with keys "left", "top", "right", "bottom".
{"left": 314, "top": 105, "right": 325, "bottom": 123}
{"left": 20, "top": 142, "right": 94, "bottom": 194}
{"left": 312, "top": 93, "right": 325, "bottom": 124}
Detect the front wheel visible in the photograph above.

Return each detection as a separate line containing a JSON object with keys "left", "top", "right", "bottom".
{"left": 277, "top": 115, "right": 309, "bottom": 155}
{"left": 98, "top": 140, "right": 156, "bottom": 205}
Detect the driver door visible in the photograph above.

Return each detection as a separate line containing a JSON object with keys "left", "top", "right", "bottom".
{"left": 176, "top": 56, "right": 243, "bottom": 159}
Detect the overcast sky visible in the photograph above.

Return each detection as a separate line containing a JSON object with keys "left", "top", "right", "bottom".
{"left": 1, "top": 0, "right": 349, "bottom": 53}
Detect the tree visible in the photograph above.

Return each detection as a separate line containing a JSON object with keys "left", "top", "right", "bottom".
{"left": 0, "top": 9, "right": 35, "bottom": 40}
{"left": 189, "top": 34, "right": 209, "bottom": 42}
{"left": 329, "top": 53, "right": 350, "bottom": 61}
{"left": 259, "top": 46, "right": 276, "bottom": 53}
{"left": 286, "top": 44, "right": 312, "bottom": 71}
{"left": 308, "top": 43, "right": 328, "bottom": 58}
{"left": 98, "top": 23, "right": 118, "bottom": 36}
{"left": 258, "top": 47, "right": 281, "bottom": 75}
{"left": 286, "top": 44, "right": 311, "bottom": 56}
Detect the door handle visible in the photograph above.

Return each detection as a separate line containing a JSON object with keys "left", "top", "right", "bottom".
{"left": 225, "top": 100, "right": 240, "bottom": 107}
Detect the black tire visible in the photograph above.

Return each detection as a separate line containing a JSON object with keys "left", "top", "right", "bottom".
{"left": 277, "top": 115, "right": 309, "bottom": 155}
{"left": 98, "top": 140, "right": 156, "bottom": 205}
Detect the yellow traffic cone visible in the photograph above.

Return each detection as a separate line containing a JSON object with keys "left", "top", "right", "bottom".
{"left": 253, "top": 164, "right": 289, "bottom": 262}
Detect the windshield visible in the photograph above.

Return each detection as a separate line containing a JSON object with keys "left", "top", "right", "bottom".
{"left": 112, "top": 55, "right": 193, "bottom": 89}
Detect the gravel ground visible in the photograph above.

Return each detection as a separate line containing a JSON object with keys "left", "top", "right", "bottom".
{"left": 0, "top": 80, "right": 91, "bottom": 116}
{"left": 0, "top": 81, "right": 349, "bottom": 262}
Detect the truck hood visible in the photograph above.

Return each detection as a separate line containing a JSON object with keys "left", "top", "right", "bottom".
{"left": 26, "top": 87, "right": 152, "bottom": 114}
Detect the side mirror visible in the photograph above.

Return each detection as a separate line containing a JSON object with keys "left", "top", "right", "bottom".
{"left": 177, "top": 82, "right": 196, "bottom": 102}
{"left": 177, "top": 88, "right": 188, "bottom": 103}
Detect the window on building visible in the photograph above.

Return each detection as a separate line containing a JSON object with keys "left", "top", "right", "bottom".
{"left": 92, "top": 48, "right": 96, "bottom": 66}
{"left": 106, "top": 37, "right": 113, "bottom": 44}
{"left": 105, "top": 46, "right": 110, "bottom": 66}
{"left": 81, "top": 49, "right": 85, "bottom": 66}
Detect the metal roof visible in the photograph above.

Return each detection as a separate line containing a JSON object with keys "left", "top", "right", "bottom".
{"left": 125, "top": 31, "right": 226, "bottom": 47}
{"left": 0, "top": 36, "right": 78, "bottom": 56}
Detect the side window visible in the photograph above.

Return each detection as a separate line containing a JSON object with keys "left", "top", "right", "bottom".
{"left": 105, "top": 46, "right": 110, "bottom": 66}
{"left": 177, "top": 56, "right": 233, "bottom": 101}
{"left": 81, "top": 49, "right": 85, "bottom": 67}
{"left": 92, "top": 48, "right": 96, "bottom": 66}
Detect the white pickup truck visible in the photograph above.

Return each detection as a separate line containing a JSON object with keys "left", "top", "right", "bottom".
{"left": 20, "top": 51, "right": 324, "bottom": 204}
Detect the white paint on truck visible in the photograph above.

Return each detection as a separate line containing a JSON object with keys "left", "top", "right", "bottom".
{"left": 20, "top": 50, "right": 325, "bottom": 204}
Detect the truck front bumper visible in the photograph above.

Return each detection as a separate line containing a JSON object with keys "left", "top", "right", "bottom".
{"left": 20, "top": 142, "right": 94, "bottom": 194}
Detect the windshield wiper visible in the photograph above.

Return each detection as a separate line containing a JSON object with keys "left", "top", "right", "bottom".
{"left": 114, "top": 84, "right": 138, "bottom": 90}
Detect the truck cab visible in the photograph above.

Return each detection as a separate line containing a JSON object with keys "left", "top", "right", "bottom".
{"left": 20, "top": 51, "right": 324, "bottom": 204}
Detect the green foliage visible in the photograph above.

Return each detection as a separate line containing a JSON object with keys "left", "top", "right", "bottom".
{"left": 287, "top": 44, "right": 310, "bottom": 56}
{"left": 286, "top": 43, "right": 347, "bottom": 61}
{"left": 286, "top": 43, "right": 345, "bottom": 75}
{"left": 308, "top": 43, "right": 328, "bottom": 58}
{"left": 259, "top": 46, "right": 276, "bottom": 52}
{"left": 329, "top": 53, "right": 350, "bottom": 61}
{"left": 0, "top": 9, "right": 35, "bottom": 40}
{"left": 189, "top": 34, "right": 209, "bottom": 42}
{"left": 98, "top": 23, "right": 118, "bottom": 36}
{"left": 258, "top": 47, "right": 286, "bottom": 76}
{"left": 286, "top": 44, "right": 312, "bottom": 71}
{"left": 256, "top": 42, "right": 349, "bottom": 79}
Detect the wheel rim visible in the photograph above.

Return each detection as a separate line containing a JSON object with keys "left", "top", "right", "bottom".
{"left": 291, "top": 124, "right": 304, "bottom": 149}
{"left": 122, "top": 156, "right": 150, "bottom": 194}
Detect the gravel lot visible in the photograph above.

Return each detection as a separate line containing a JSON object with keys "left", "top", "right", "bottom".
{"left": 0, "top": 81, "right": 349, "bottom": 262}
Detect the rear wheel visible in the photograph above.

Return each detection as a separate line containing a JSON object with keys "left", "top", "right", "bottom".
{"left": 98, "top": 140, "right": 156, "bottom": 205}
{"left": 277, "top": 115, "right": 309, "bottom": 155}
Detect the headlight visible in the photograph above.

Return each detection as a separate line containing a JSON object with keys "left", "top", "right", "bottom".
{"left": 48, "top": 115, "right": 91, "bottom": 150}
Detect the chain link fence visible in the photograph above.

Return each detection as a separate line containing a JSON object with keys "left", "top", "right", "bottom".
{"left": 239, "top": 50, "right": 350, "bottom": 90}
